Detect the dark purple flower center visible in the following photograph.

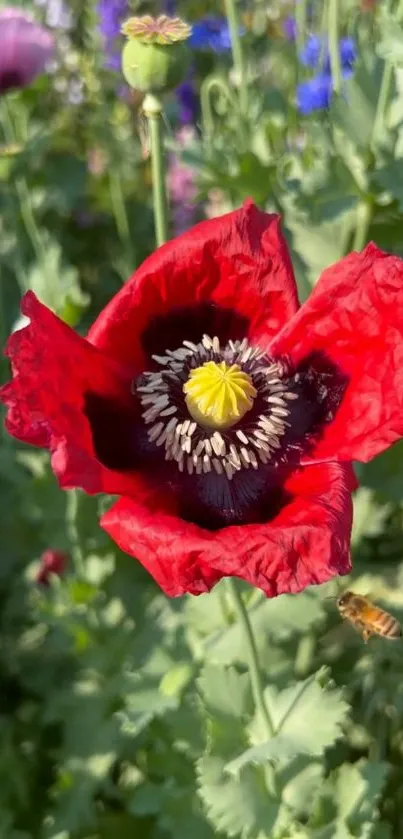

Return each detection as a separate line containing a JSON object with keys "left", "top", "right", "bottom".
{"left": 0, "top": 71, "right": 25, "bottom": 93}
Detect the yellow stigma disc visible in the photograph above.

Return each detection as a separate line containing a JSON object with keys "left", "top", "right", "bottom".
{"left": 183, "top": 360, "right": 257, "bottom": 430}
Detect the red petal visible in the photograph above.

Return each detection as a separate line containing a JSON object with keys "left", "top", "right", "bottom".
{"left": 272, "top": 244, "right": 403, "bottom": 462}
{"left": 0, "top": 292, "right": 140, "bottom": 496}
{"left": 101, "top": 461, "right": 353, "bottom": 598}
{"left": 88, "top": 201, "right": 299, "bottom": 369}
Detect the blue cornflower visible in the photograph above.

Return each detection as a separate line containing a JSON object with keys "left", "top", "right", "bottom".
{"left": 296, "top": 35, "right": 356, "bottom": 114}
{"left": 189, "top": 16, "right": 233, "bottom": 52}
{"left": 299, "top": 33, "right": 322, "bottom": 68}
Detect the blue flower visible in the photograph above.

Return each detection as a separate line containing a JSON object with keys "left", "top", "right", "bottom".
{"left": 339, "top": 36, "right": 356, "bottom": 71}
{"left": 176, "top": 80, "right": 199, "bottom": 125}
{"left": 189, "top": 16, "right": 233, "bottom": 52}
{"left": 296, "top": 74, "right": 332, "bottom": 114}
{"left": 296, "top": 34, "right": 357, "bottom": 114}
{"left": 283, "top": 16, "right": 297, "bottom": 41}
{"left": 96, "top": 0, "right": 128, "bottom": 67}
{"left": 299, "top": 33, "right": 322, "bottom": 67}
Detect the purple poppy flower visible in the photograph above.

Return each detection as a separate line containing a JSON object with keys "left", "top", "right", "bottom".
{"left": 0, "top": 7, "right": 55, "bottom": 94}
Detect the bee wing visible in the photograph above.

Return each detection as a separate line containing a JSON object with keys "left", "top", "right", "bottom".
{"left": 320, "top": 620, "right": 363, "bottom": 648}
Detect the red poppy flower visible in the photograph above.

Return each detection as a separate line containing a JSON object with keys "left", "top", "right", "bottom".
{"left": 2, "top": 202, "right": 403, "bottom": 598}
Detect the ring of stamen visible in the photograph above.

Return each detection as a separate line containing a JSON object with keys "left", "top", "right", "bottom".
{"left": 135, "top": 334, "right": 300, "bottom": 480}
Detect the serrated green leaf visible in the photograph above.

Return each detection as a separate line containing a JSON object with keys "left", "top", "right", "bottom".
{"left": 197, "top": 755, "right": 281, "bottom": 839}
{"left": 119, "top": 673, "right": 179, "bottom": 737}
{"left": 281, "top": 758, "right": 324, "bottom": 818}
{"left": 225, "top": 675, "right": 348, "bottom": 772}
{"left": 335, "top": 761, "right": 389, "bottom": 828}
{"left": 198, "top": 664, "right": 252, "bottom": 721}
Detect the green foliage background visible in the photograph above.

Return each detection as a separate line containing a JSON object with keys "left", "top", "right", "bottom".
{"left": 2, "top": 0, "right": 403, "bottom": 837}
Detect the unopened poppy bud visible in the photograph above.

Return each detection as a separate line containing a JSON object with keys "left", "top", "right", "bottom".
{"left": 36, "top": 549, "right": 68, "bottom": 585}
{"left": 121, "top": 14, "right": 191, "bottom": 94}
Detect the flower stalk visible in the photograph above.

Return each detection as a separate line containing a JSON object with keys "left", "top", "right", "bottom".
{"left": 223, "top": 0, "right": 248, "bottom": 114}
{"left": 143, "top": 93, "right": 168, "bottom": 247}
{"left": 1, "top": 98, "right": 46, "bottom": 268}
{"left": 65, "top": 489, "right": 85, "bottom": 578}
{"left": 328, "top": 0, "right": 342, "bottom": 94}
{"left": 295, "top": 0, "right": 308, "bottom": 56}
{"left": 226, "top": 577, "right": 274, "bottom": 738}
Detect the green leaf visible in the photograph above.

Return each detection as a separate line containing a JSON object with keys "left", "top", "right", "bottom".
{"left": 225, "top": 674, "right": 349, "bottom": 772}
{"left": 198, "top": 664, "right": 252, "bottom": 722}
{"left": 361, "top": 440, "right": 403, "bottom": 501}
{"left": 330, "top": 60, "right": 386, "bottom": 149}
{"left": 281, "top": 758, "right": 324, "bottom": 818}
{"left": 197, "top": 756, "right": 282, "bottom": 839}
{"left": 203, "top": 591, "right": 326, "bottom": 665}
{"left": 23, "top": 237, "right": 88, "bottom": 322}
{"left": 377, "top": 19, "right": 403, "bottom": 65}
{"left": 351, "top": 488, "right": 391, "bottom": 547}
{"left": 335, "top": 761, "right": 389, "bottom": 829}
{"left": 374, "top": 159, "right": 403, "bottom": 211}
{"left": 119, "top": 673, "right": 179, "bottom": 737}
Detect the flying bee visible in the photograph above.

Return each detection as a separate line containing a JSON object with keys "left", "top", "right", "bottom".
{"left": 337, "top": 591, "right": 402, "bottom": 643}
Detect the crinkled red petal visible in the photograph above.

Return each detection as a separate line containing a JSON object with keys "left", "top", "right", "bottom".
{"left": 0, "top": 292, "right": 141, "bottom": 496}
{"left": 101, "top": 461, "right": 354, "bottom": 598}
{"left": 271, "top": 243, "right": 403, "bottom": 463}
{"left": 87, "top": 201, "right": 299, "bottom": 369}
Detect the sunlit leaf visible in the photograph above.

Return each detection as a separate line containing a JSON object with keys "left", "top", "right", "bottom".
{"left": 225, "top": 674, "right": 349, "bottom": 772}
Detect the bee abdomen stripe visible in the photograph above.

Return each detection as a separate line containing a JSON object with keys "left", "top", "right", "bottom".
{"left": 381, "top": 616, "right": 401, "bottom": 637}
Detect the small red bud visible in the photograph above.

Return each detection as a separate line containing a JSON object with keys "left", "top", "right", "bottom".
{"left": 36, "top": 549, "right": 68, "bottom": 585}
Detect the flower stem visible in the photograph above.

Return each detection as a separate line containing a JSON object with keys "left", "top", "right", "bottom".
{"left": 372, "top": 62, "right": 394, "bottom": 147}
{"left": 108, "top": 169, "right": 135, "bottom": 276}
{"left": 66, "top": 489, "right": 85, "bottom": 578}
{"left": 352, "top": 199, "right": 373, "bottom": 252}
{"left": 328, "top": 0, "right": 342, "bottom": 95}
{"left": 1, "top": 99, "right": 46, "bottom": 269}
{"left": 295, "top": 0, "right": 307, "bottom": 56}
{"left": 200, "top": 74, "right": 240, "bottom": 146}
{"left": 143, "top": 93, "right": 168, "bottom": 248}
{"left": 223, "top": 0, "right": 248, "bottom": 114}
{"left": 226, "top": 577, "right": 274, "bottom": 738}
{"left": 371, "top": 0, "right": 403, "bottom": 146}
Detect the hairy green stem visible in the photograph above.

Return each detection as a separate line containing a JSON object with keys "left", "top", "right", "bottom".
{"left": 143, "top": 94, "right": 168, "bottom": 248}
{"left": 328, "top": 0, "right": 342, "bottom": 94}
{"left": 352, "top": 200, "right": 373, "bottom": 252}
{"left": 226, "top": 578, "right": 274, "bottom": 738}
{"left": 224, "top": 0, "right": 248, "bottom": 114}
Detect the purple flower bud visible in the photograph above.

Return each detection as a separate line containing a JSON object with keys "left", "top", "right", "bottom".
{"left": 0, "top": 7, "right": 55, "bottom": 95}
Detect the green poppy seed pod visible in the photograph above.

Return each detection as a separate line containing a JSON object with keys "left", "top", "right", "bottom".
{"left": 121, "top": 14, "right": 191, "bottom": 94}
